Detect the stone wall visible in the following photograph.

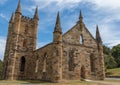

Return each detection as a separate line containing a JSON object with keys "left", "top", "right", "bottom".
{"left": 33, "top": 42, "right": 62, "bottom": 82}
{"left": 62, "top": 22, "right": 101, "bottom": 80}
{"left": 2, "top": 2, "right": 105, "bottom": 81}
{"left": 63, "top": 23, "right": 97, "bottom": 48}
{"left": 2, "top": 13, "right": 38, "bottom": 80}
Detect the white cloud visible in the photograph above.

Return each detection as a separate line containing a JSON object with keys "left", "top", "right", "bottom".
{"left": 86, "top": 0, "right": 120, "bottom": 10}
{"left": 27, "top": 0, "right": 120, "bottom": 48}
{"left": 29, "top": 0, "right": 83, "bottom": 12}
{"left": 0, "top": 13, "right": 9, "bottom": 21}
{"left": 81, "top": 0, "right": 120, "bottom": 47}
{"left": 0, "top": 36, "right": 6, "bottom": 60}
{"left": 105, "top": 40, "right": 120, "bottom": 48}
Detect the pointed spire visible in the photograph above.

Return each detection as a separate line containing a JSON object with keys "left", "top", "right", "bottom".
{"left": 16, "top": 0, "right": 21, "bottom": 14}
{"left": 54, "top": 12, "right": 62, "bottom": 33}
{"left": 96, "top": 25, "right": 102, "bottom": 44}
{"left": 79, "top": 10, "right": 83, "bottom": 22}
{"left": 56, "top": 12, "right": 60, "bottom": 25}
{"left": 34, "top": 6, "right": 39, "bottom": 20}
{"left": 9, "top": 12, "right": 15, "bottom": 23}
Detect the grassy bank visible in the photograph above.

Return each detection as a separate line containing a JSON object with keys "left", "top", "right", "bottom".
{"left": 106, "top": 68, "right": 120, "bottom": 77}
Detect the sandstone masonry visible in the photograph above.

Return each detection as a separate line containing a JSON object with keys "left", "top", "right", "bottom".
{"left": 2, "top": 0, "right": 105, "bottom": 82}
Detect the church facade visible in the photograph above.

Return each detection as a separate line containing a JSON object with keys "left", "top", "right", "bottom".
{"left": 2, "top": 0, "right": 105, "bottom": 82}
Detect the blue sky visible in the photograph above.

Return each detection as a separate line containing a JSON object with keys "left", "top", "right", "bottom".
{"left": 0, "top": 0, "right": 120, "bottom": 60}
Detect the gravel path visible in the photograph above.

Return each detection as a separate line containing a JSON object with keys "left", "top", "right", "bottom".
{"left": 86, "top": 78, "right": 120, "bottom": 85}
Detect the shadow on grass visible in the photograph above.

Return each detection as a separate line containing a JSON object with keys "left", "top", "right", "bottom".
{"left": 0, "top": 79, "right": 54, "bottom": 84}
{"left": 16, "top": 80, "right": 53, "bottom": 84}
{"left": 106, "top": 72, "right": 112, "bottom": 76}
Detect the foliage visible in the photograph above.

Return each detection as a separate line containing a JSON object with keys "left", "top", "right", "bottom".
{"left": 103, "top": 45, "right": 111, "bottom": 55}
{"left": 104, "top": 54, "right": 117, "bottom": 69}
{"left": 103, "top": 45, "right": 117, "bottom": 69}
{"left": 111, "top": 44, "right": 120, "bottom": 67}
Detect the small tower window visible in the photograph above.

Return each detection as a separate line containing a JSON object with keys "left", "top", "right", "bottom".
{"left": 20, "top": 56, "right": 26, "bottom": 72}
{"left": 23, "top": 39, "right": 27, "bottom": 47}
{"left": 25, "top": 24, "right": 28, "bottom": 33}
{"left": 80, "top": 35, "right": 83, "bottom": 44}
{"left": 25, "top": 28, "right": 28, "bottom": 33}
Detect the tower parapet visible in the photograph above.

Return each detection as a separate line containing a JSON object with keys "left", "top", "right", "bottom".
{"left": 21, "top": 15, "right": 33, "bottom": 22}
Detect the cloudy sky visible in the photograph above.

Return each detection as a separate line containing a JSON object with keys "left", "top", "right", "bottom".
{"left": 0, "top": 0, "right": 120, "bottom": 60}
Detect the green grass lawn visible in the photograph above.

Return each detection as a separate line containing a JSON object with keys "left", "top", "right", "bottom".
{"left": 106, "top": 68, "right": 120, "bottom": 77}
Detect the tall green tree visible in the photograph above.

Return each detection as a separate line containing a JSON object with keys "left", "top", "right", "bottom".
{"left": 111, "top": 44, "right": 120, "bottom": 67}
{"left": 103, "top": 45, "right": 117, "bottom": 69}
{"left": 103, "top": 45, "right": 111, "bottom": 55}
{"left": 104, "top": 54, "right": 117, "bottom": 69}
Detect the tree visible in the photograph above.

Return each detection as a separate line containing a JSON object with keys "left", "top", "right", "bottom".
{"left": 104, "top": 54, "right": 117, "bottom": 69}
{"left": 103, "top": 45, "right": 111, "bottom": 55}
{"left": 111, "top": 44, "right": 120, "bottom": 67}
{"left": 103, "top": 45, "right": 117, "bottom": 69}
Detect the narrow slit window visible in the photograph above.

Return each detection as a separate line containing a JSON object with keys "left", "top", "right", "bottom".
{"left": 80, "top": 35, "right": 83, "bottom": 44}
{"left": 23, "top": 39, "right": 27, "bottom": 47}
{"left": 35, "top": 56, "right": 39, "bottom": 73}
{"left": 43, "top": 53, "right": 47, "bottom": 72}
{"left": 69, "top": 50, "right": 74, "bottom": 71}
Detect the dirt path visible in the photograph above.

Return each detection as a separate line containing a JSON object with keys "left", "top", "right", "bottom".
{"left": 90, "top": 81, "right": 120, "bottom": 85}
{"left": 86, "top": 78, "right": 120, "bottom": 85}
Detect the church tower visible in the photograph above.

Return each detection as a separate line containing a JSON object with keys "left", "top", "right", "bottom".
{"left": 2, "top": 0, "right": 39, "bottom": 80}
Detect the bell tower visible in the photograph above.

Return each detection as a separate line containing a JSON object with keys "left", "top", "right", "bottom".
{"left": 2, "top": 0, "right": 39, "bottom": 80}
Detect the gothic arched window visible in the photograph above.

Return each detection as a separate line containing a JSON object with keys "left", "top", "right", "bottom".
{"left": 80, "top": 35, "right": 83, "bottom": 44}
{"left": 20, "top": 56, "right": 26, "bottom": 72}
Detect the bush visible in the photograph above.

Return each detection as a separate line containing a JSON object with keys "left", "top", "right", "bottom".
{"left": 111, "top": 44, "right": 120, "bottom": 67}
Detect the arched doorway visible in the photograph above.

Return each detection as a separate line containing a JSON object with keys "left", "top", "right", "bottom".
{"left": 20, "top": 56, "right": 26, "bottom": 72}
{"left": 80, "top": 66, "right": 85, "bottom": 79}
